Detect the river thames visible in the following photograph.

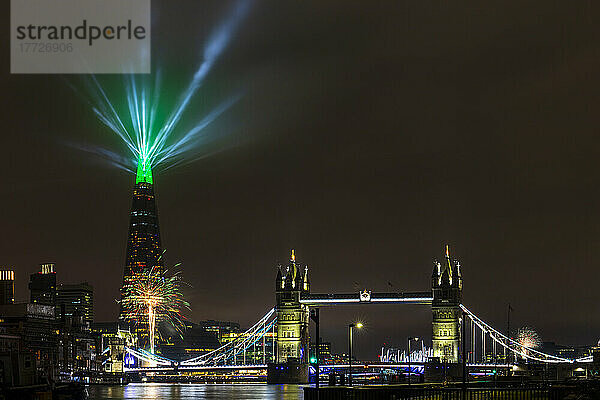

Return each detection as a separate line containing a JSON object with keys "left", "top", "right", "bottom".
{"left": 87, "top": 383, "right": 305, "bottom": 399}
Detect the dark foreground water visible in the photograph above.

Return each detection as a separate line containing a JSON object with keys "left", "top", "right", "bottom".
{"left": 87, "top": 383, "right": 304, "bottom": 400}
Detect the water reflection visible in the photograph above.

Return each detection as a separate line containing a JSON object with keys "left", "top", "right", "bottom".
{"left": 88, "top": 383, "right": 304, "bottom": 399}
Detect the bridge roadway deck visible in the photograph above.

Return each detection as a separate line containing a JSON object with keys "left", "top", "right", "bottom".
{"left": 124, "top": 363, "right": 427, "bottom": 373}
{"left": 125, "top": 362, "right": 513, "bottom": 374}
{"left": 300, "top": 291, "right": 433, "bottom": 306}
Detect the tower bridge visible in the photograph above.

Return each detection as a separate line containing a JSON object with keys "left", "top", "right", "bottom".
{"left": 269, "top": 246, "right": 462, "bottom": 382}
{"left": 123, "top": 247, "right": 589, "bottom": 383}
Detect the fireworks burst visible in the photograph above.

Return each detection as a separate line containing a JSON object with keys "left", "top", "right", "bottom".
{"left": 120, "top": 266, "right": 190, "bottom": 355}
{"left": 516, "top": 327, "right": 542, "bottom": 349}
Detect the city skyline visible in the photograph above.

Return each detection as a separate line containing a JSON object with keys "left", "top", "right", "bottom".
{"left": 2, "top": 0, "right": 600, "bottom": 359}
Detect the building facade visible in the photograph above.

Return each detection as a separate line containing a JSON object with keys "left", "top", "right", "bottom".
{"left": 309, "top": 340, "right": 332, "bottom": 364}
{"left": 431, "top": 246, "right": 462, "bottom": 363}
{"left": 275, "top": 250, "right": 310, "bottom": 363}
{"left": 56, "top": 282, "right": 94, "bottom": 324}
{"left": 0, "top": 303, "right": 57, "bottom": 380}
{"left": 91, "top": 322, "right": 137, "bottom": 374}
{"left": 0, "top": 270, "right": 15, "bottom": 305}
{"left": 197, "top": 320, "right": 241, "bottom": 341}
{"left": 160, "top": 321, "right": 222, "bottom": 362}
{"left": 268, "top": 250, "right": 311, "bottom": 383}
{"left": 29, "top": 263, "right": 56, "bottom": 306}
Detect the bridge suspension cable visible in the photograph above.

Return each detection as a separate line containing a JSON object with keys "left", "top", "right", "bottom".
{"left": 126, "top": 307, "right": 277, "bottom": 368}
{"left": 125, "top": 302, "right": 592, "bottom": 372}
{"left": 179, "top": 307, "right": 276, "bottom": 366}
{"left": 125, "top": 346, "right": 176, "bottom": 366}
{"left": 460, "top": 304, "right": 574, "bottom": 364}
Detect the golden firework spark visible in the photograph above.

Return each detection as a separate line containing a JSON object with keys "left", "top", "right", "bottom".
{"left": 120, "top": 266, "right": 190, "bottom": 355}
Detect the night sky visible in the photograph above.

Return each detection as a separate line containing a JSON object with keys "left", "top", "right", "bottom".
{"left": 2, "top": 1, "right": 600, "bottom": 358}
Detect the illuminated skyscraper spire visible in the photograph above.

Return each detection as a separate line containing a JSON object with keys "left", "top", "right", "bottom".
{"left": 120, "top": 160, "right": 163, "bottom": 321}
{"left": 136, "top": 158, "right": 153, "bottom": 184}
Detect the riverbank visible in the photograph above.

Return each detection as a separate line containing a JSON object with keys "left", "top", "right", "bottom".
{"left": 1, "top": 382, "right": 86, "bottom": 400}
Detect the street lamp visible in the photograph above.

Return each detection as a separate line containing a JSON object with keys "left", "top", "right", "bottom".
{"left": 407, "top": 337, "right": 419, "bottom": 386}
{"left": 310, "top": 308, "right": 320, "bottom": 389}
{"left": 348, "top": 322, "right": 363, "bottom": 386}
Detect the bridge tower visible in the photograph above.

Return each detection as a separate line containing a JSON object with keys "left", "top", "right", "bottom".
{"left": 431, "top": 245, "right": 462, "bottom": 363}
{"left": 267, "top": 250, "right": 310, "bottom": 383}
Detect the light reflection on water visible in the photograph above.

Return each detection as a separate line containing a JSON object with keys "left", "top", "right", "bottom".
{"left": 88, "top": 383, "right": 305, "bottom": 400}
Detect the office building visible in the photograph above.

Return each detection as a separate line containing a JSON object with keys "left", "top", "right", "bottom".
{"left": 0, "top": 270, "right": 15, "bottom": 305}
{"left": 56, "top": 282, "right": 94, "bottom": 324}
{"left": 29, "top": 263, "right": 56, "bottom": 306}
